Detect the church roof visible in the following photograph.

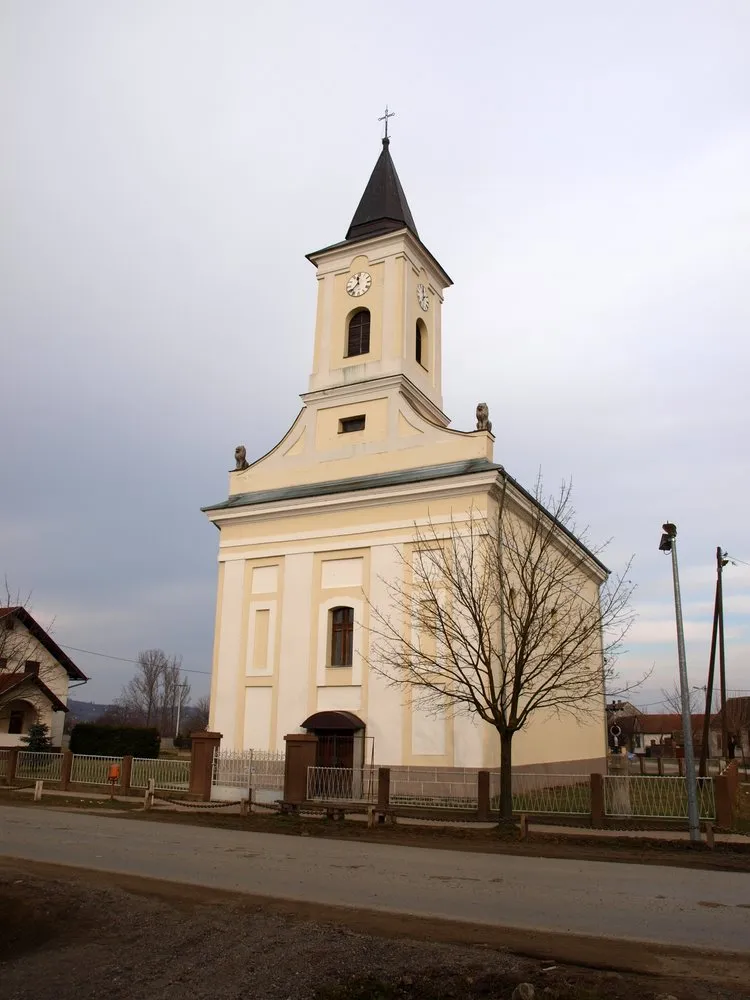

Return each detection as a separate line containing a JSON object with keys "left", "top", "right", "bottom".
{"left": 202, "top": 461, "right": 608, "bottom": 574}
{"left": 204, "top": 459, "right": 498, "bottom": 512}
{"left": 345, "top": 138, "right": 419, "bottom": 242}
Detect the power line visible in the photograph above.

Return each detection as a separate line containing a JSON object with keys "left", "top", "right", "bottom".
{"left": 59, "top": 643, "right": 211, "bottom": 676}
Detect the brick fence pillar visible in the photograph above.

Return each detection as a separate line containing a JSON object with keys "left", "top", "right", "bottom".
{"left": 590, "top": 772, "right": 605, "bottom": 827}
{"left": 377, "top": 767, "right": 391, "bottom": 812}
{"left": 60, "top": 750, "right": 73, "bottom": 790}
{"left": 477, "top": 770, "right": 490, "bottom": 821}
{"left": 714, "top": 762, "right": 739, "bottom": 829}
{"left": 189, "top": 731, "right": 223, "bottom": 802}
{"left": 120, "top": 755, "right": 133, "bottom": 795}
{"left": 283, "top": 733, "right": 318, "bottom": 805}
{"left": 7, "top": 748, "right": 19, "bottom": 785}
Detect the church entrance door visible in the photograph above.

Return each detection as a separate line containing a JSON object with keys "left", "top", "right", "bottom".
{"left": 315, "top": 732, "right": 354, "bottom": 769}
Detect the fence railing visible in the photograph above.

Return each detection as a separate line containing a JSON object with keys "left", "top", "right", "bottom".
{"left": 603, "top": 774, "right": 715, "bottom": 820}
{"left": 212, "top": 748, "right": 285, "bottom": 791}
{"left": 496, "top": 773, "right": 592, "bottom": 815}
{"left": 388, "top": 767, "right": 478, "bottom": 809}
{"left": 70, "top": 754, "right": 123, "bottom": 785}
{"left": 131, "top": 757, "right": 190, "bottom": 791}
{"left": 306, "top": 766, "right": 376, "bottom": 802}
{"left": 16, "top": 751, "right": 65, "bottom": 782}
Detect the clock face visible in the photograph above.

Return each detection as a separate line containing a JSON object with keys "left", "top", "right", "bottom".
{"left": 416, "top": 283, "right": 430, "bottom": 311}
{"left": 346, "top": 271, "right": 372, "bottom": 297}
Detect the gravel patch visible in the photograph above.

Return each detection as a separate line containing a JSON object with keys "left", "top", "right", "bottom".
{"left": 0, "top": 867, "right": 744, "bottom": 1000}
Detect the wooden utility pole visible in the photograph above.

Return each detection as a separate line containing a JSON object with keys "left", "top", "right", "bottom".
{"left": 699, "top": 547, "right": 728, "bottom": 777}
{"left": 717, "top": 551, "right": 729, "bottom": 758}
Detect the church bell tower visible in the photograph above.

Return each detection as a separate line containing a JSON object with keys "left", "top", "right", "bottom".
{"left": 305, "top": 135, "right": 452, "bottom": 426}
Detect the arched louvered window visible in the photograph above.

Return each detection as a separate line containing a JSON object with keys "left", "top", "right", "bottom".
{"left": 416, "top": 319, "right": 428, "bottom": 368}
{"left": 347, "top": 310, "right": 370, "bottom": 357}
{"left": 330, "top": 606, "right": 354, "bottom": 666}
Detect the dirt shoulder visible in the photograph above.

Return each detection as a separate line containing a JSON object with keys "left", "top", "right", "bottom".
{"left": 4, "top": 790, "right": 748, "bottom": 874}
{"left": 0, "top": 860, "right": 746, "bottom": 1000}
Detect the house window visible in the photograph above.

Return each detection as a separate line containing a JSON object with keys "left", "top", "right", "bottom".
{"left": 416, "top": 319, "right": 428, "bottom": 368}
{"left": 346, "top": 309, "right": 370, "bottom": 357}
{"left": 8, "top": 710, "right": 24, "bottom": 735}
{"left": 339, "top": 415, "right": 366, "bottom": 434}
{"left": 330, "top": 607, "right": 354, "bottom": 667}
{"left": 24, "top": 660, "right": 40, "bottom": 676}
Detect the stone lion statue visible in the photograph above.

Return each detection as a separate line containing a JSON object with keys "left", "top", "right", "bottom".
{"left": 234, "top": 445, "right": 250, "bottom": 471}
{"left": 475, "top": 402, "right": 492, "bottom": 433}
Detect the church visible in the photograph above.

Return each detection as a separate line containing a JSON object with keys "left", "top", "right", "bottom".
{"left": 203, "top": 132, "right": 608, "bottom": 775}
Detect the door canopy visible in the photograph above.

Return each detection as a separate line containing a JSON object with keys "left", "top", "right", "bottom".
{"left": 301, "top": 710, "right": 365, "bottom": 732}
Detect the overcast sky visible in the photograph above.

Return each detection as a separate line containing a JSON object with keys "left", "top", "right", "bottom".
{"left": 2, "top": 2, "right": 749, "bottom": 712}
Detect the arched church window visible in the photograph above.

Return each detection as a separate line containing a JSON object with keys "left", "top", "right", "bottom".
{"left": 416, "top": 319, "right": 428, "bottom": 368}
{"left": 330, "top": 606, "right": 354, "bottom": 666}
{"left": 347, "top": 310, "right": 370, "bottom": 357}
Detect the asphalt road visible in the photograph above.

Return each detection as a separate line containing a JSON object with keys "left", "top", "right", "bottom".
{"left": 1, "top": 805, "right": 749, "bottom": 953}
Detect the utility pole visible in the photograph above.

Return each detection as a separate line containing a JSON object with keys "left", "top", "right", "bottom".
{"left": 659, "top": 522, "right": 701, "bottom": 843}
{"left": 174, "top": 680, "right": 189, "bottom": 740}
{"left": 717, "top": 553, "right": 728, "bottom": 758}
{"left": 699, "top": 547, "right": 728, "bottom": 775}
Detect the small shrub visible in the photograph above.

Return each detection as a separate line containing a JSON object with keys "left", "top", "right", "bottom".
{"left": 21, "top": 723, "right": 53, "bottom": 752}
{"left": 69, "top": 723, "right": 160, "bottom": 758}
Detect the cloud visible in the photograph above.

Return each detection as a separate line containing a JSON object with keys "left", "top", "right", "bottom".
{"left": 2, "top": 2, "right": 749, "bottom": 710}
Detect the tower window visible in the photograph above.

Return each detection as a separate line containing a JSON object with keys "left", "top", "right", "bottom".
{"left": 339, "top": 415, "right": 366, "bottom": 434}
{"left": 330, "top": 606, "right": 354, "bottom": 666}
{"left": 347, "top": 309, "right": 370, "bottom": 357}
{"left": 416, "top": 319, "right": 428, "bottom": 369}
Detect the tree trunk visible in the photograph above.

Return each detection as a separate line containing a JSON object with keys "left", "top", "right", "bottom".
{"left": 498, "top": 729, "right": 514, "bottom": 822}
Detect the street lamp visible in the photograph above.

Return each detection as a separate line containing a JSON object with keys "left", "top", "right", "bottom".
{"left": 659, "top": 522, "right": 701, "bottom": 843}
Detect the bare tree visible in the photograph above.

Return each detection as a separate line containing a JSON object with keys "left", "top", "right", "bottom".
{"left": 659, "top": 683, "right": 701, "bottom": 717}
{"left": 370, "top": 478, "right": 636, "bottom": 821}
{"left": 191, "top": 695, "right": 210, "bottom": 732}
{"left": 723, "top": 697, "right": 750, "bottom": 759}
{"left": 116, "top": 649, "right": 190, "bottom": 734}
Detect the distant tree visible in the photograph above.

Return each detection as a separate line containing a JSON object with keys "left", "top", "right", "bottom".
{"left": 660, "top": 683, "right": 701, "bottom": 717}
{"left": 191, "top": 695, "right": 210, "bottom": 733}
{"left": 116, "top": 649, "right": 190, "bottom": 735}
{"left": 722, "top": 697, "right": 750, "bottom": 760}
{"left": 95, "top": 703, "right": 139, "bottom": 726}
{"left": 21, "top": 722, "right": 53, "bottom": 752}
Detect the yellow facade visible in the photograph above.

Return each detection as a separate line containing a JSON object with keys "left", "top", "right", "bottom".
{"left": 203, "top": 139, "right": 608, "bottom": 772}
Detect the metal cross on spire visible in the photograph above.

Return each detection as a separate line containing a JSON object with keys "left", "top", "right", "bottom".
{"left": 378, "top": 105, "right": 395, "bottom": 140}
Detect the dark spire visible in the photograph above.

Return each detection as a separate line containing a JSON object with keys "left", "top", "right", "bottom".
{"left": 345, "top": 138, "right": 419, "bottom": 242}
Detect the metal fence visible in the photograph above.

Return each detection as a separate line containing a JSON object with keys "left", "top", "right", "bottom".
{"left": 70, "top": 754, "right": 123, "bottom": 785}
{"left": 0, "top": 750, "right": 8, "bottom": 779}
{"left": 131, "top": 757, "right": 190, "bottom": 791}
{"left": 623, "top": 756, "right": 731, "bottom": 777}
{"left": 306, "top": 766, "right": 376, "bottom": 802}
{"left": 603, "top": 774, "right": 716, "bottom": 820}
{"left": 389, "top": 767, "right": 478, "bottom": 809}
{"left": 212, "top": 748, "right": 285, "bottom": 791}
{"left": 16, "top": 751, "right": 65, "bottom": 782}
{"left": 495, "top": 772, "right": 592, "bottom": 815}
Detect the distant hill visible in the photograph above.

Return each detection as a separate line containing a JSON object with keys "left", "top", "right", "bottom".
{"left": 67, "top": 699, "right": 113, "bottom": 723}
{"left": 66, "top": 699, "right": 207, "bottom": 733}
